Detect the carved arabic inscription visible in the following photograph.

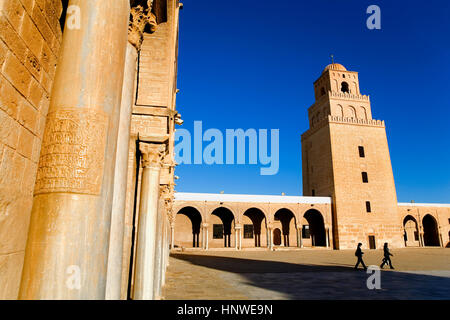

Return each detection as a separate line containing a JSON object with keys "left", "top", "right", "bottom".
{"left": 34, "top": 108, "right": 109, "bottom": 195}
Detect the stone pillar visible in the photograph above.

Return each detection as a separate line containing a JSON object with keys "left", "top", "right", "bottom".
{"left": 19, "top": 0, "right": 130, "bottom": 300}
{"left": 170, "top": 223, "right": 175, "bottom": 249}
{"left": 202, "top": 226, "right": 206, "bottom": 249}
{"left": 239, "top": 228, "right": 242, "bottom": 250}
{"left": 204, "top": 224, "right": 209, "bottom": 250}
{"left": 106, "top": 0, "right": 157, "bottom": 300}
{"left": 326, "top": 228, "right": 330, "bottom": 248}
{"left": 235, "top": 225, "right": 242, "bottom": 250}
{"left": 162, "top": 216, "right": 169, "bottom": 285}
{"left": 268, "top": 227, "right": 274, "bottom": 250}
{"left": 155, "top": 187, "right": 172, "bottom": 298}
{"left": 133, "top": 143, "right": 165, "bottom": 300}
{"left": 296, "top": 227, "right": 301, "bottom": 248}
{"left": 105, "top": 39, "right": 138, "bottom": 302}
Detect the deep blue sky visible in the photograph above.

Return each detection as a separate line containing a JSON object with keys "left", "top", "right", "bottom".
{"left": 174, "top": 0, "right": 450, "bottom": 203}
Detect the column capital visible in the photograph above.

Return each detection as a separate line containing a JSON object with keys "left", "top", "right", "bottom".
{"left": 128, "top": 1, "right": 157, "bottom": 51}
{"left": 139, "top": 143, "right": 166, "bottom": 168}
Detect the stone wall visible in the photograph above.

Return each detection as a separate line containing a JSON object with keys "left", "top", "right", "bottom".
{"left": 0, "top": 0, "right": 62, "bottom": 299}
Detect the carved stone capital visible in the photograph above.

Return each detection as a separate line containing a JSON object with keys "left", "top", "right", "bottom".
{"left": 128, "top": 0, "right": 158, "bottom": 51}
{"left": 139, "top": 143, "right": 165, "bottom": 168}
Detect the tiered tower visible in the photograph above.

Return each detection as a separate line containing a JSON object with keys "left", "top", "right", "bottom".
{"left": 301, "top": 63, "right": 403, "bottom": 249}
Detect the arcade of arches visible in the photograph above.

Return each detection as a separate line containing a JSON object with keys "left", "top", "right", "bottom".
{"left": 172, "top": 193, "right": 333, "bottom": 249}
{"left": 172, "top": 195, "right": 450, "bottom": 251}
{"left": 399, "top": 204, "right": 450, "bottom": 248}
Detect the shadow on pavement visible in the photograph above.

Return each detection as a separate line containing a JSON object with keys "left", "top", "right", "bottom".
{"left": 170, "top": 253, "right": 450, "bottom": 299}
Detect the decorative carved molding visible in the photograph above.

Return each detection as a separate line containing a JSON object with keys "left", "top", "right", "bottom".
{"left": 139, "top": 143, "right": 166, "bottom": 168}
{"left": 128, "top": 0, "right": 158, "bottom": 51}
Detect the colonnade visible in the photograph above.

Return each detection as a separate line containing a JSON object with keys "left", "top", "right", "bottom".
{"left": 170, "top": 206, "right": 332, "bottom": 251}
{"left": 18, "top": 0, "right": 174, "bottom": 300}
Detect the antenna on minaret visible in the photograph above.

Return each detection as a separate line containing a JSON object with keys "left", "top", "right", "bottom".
{"left": 330, "top": 54, "right": 335, "bottom": 64}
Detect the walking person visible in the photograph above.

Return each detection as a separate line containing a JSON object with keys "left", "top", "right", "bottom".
{"left": 380, "top": 242, "right": 394, "bottom": 269}
{"left": 354, "top": 243, "right": 367, "bottom": 271}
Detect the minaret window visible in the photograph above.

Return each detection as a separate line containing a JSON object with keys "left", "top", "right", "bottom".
{"left": 366, "top": 201, "right": 372, "bottom": 213}
{"left": 321, "top": 87, "right": 326, "bottom": 96}
{"left": 362, "top": 172, "right": 369, "bottom": 183}
{"left": 341, "top": 82, "right": 349, "bottom": 93}
{"left": 359, "top": 146, "right": 365, "bottom": 157}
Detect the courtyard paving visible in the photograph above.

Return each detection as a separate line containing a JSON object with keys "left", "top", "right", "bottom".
{"left": 161, "top": 248, "right": 450, "bottom": 300}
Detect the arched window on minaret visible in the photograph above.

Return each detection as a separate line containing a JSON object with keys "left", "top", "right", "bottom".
{"left": 341, "top": 81, "right": 350, "bottom": 93}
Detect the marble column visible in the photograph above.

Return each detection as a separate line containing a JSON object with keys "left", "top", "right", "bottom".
{"left": 170, "top": 223, "right": 175, "bottom": 249}
{"left": 268, "top": 228, "right": 274, "bottom": 250}
{"left": 204, "top": 224, "right": 209, "bottom": 250}
{"left": 133, "top": 143, "right": 165, "bottom": 300}
{"left": 326, "top": 228, "right": 330, "bottom": 248}
{"left": 105, "top": 37, "right": 138, "bottom": 302}
{"left": 105, "top": 1, "right": 157, "bottom": 300}
{"left": 237, "top": 225, "right": 242, "bottom": 250}
{"left": 19, "top": 0, "right": 130, "bottom": 300}
{"left": 154, "top": 187, "right": 172, "bottom": 299}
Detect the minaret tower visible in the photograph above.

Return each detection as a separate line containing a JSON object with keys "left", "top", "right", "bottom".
{"left": 301, "top": 63, "right": 403, "bottom": 249}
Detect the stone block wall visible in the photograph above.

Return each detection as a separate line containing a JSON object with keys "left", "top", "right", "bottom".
{"left": 0, "top": 0, "right": 62, "bottom": 299}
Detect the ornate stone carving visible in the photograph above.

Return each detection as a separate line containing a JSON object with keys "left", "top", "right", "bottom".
{"left": 160, "top": 183, "right": 175, "bottom": 222}
{"left": 34, "top": 108, "right": 109, "bottom": 195}
{"left": 139, "top": 142, "right": 165, "bottom": 168}
{"left": 128, "top": 0, "right": 158, "bottom": 51}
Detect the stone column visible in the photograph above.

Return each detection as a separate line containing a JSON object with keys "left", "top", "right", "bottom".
{"left": 154, "top": 187, "right": 172, "bottom": 298}
{"left": 105, "top": 1, "right": 157, "bottom": 300}
{"left": 326, "top": 228, "right": 330, "bottom": 248}
{"left": 202, "top": 226, "right": 206, "bottom": 249}
{"left": 234, "top": 225, "right": 242, "bottom": 250}
{"left": 170, "top": 223, "right": 175, "bottom": 249}
{"left": 268, "top": 227, "right": 274, "bottom": 250}
{"left": 203, "top": 224, "right": 209, "bottom": 250}
{"left": 19, "top": 0, "right": 130, "bottom": 300}
{"left": 133, "top": 143, "right": 165, "bottom": 300}
{"left": 296, "top": 226, "right": 301, "bottom": 248}
{"left": 234, "top": 226, "right": 238, "bottom": 250}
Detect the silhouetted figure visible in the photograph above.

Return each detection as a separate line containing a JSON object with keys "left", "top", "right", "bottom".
{"left": 380, "top": 242, "right": 394, "bottom": 269}
{"left": 354, "top": 243, "right": 367, "bottom": 271}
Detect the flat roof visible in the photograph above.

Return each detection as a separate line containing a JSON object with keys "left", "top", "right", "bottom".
{"left": 174, "top": 193, "right": 332, "bottom": 204}
{"left": 174, "top": 193, "right": 450, "bottom": 208}
{"left": 398, "top": 202, "right": 450, "bottom": 208}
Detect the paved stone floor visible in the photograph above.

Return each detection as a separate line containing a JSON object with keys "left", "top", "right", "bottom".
{"left": 161, "top": 248, "right": 450, "bottom": 300}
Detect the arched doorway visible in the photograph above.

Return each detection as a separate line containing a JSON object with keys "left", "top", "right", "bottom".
{"left": 274, "top": 209, "right": 296, "bottom": 247}
{"left": 403, "top": 215, "right": 419, "bottom": 247}
{"left": 175, "top": 207, "right": 202, "bottom": 248}
{"left": 210, "top": 207, "right": 235, "bottom": 248}
{"left": 273, "top": 228, "right": 282, "bottom": 246}
{"left": 243, "top": 208, "right": 267, "bottom": 247}
{"left": 303, "top": 209, "right": 326, "bottom": 247}
{"left": 423, "top": 214, "right": 440, "bottom": 247}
